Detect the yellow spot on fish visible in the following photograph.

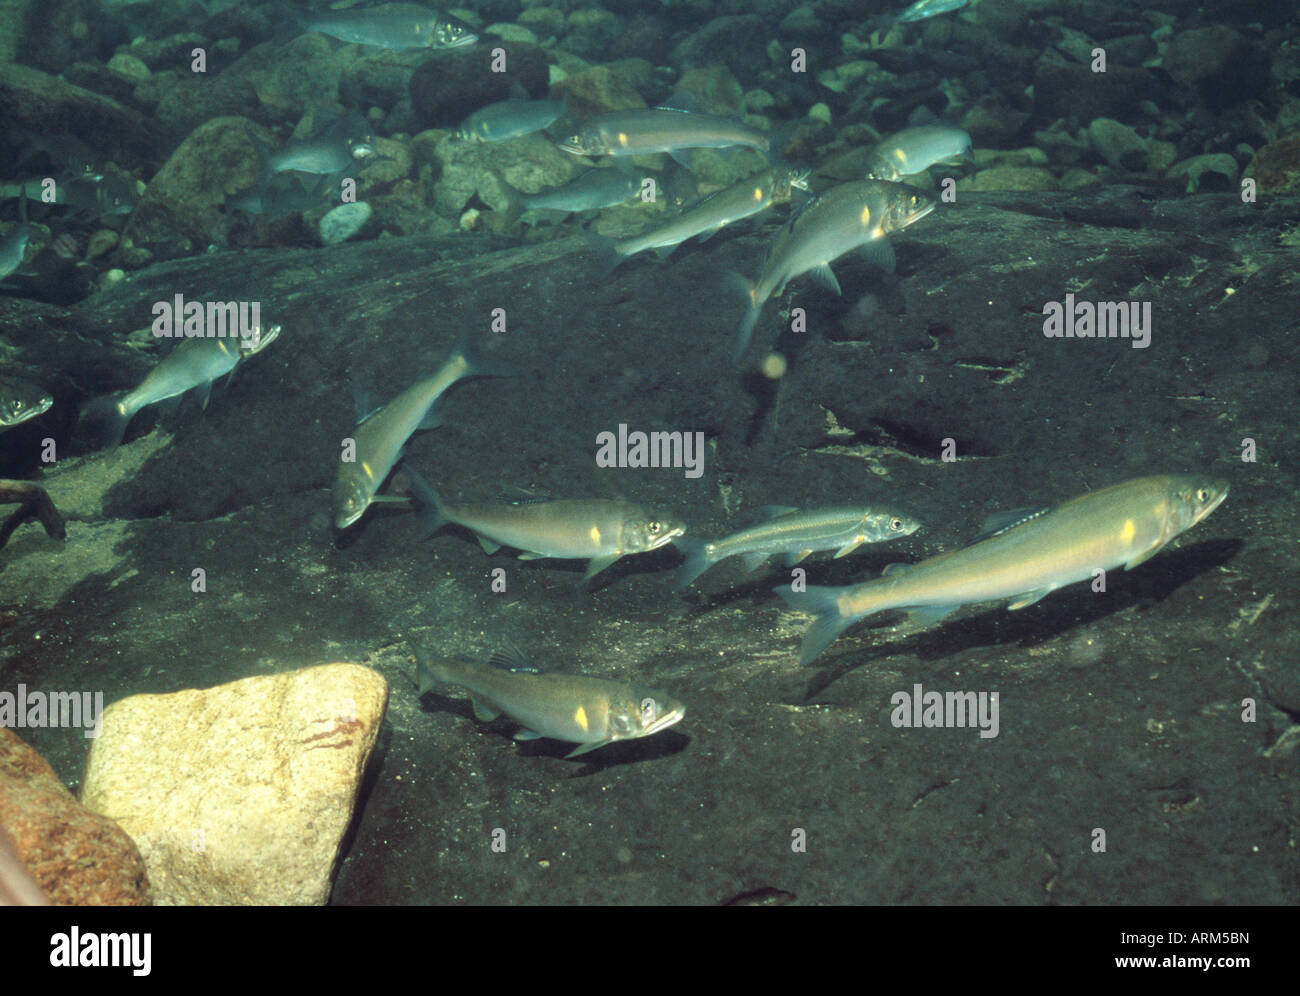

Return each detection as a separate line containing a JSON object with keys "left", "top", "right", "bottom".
{"left": 574, "top": 705, "right": 589, "bottom": 732}
{"left": 1120, "top": 518, "right": 1136, "bottom": 545}
{"left": 894, "top": 148, "right": 907, "bottom": 162}
{"left": 617, "top": 132, "right": 628, "bottom": 147}
{"left": 361, "top": 461, "right": 375, "bottom": 481}
{"left": 752, "top": 186, "right": 763, "bottom": 201}
{"left": 589, "top": 525, "right": 602, "bottom": 545}
{"left": 860, "top": 205, "right": 871, "bottom": 226}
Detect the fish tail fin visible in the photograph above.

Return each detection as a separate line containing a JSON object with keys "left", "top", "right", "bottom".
{"left": 671, "top": 536, "right": 715, "bottom": 594}
{"left": 496, "top": 174, "right": 527, "bottom": 226}
{"left": 452, "top": 332, "right": 513, "bottom": 381}
{"left": 405, "top": 465, "right": 451, "bottom": 541}
{"left": 774, "top": 583, "right": 863, "bottom": 667}
{"left": 727, "top": 270, "right": 761, "bottom": 363}
{"left": 79, "top": 394, "right": 132, "bottom": 450}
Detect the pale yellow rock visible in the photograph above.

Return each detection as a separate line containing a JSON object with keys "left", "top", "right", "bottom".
{"left": 80, "top": 664, "right": 387, "bottom": 906}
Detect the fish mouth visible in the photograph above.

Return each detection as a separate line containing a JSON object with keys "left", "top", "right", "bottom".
{"left": 452, "top": 33, "right": 478, "bottom": 48}
{"left": 648, "top": 524, "right": 687, "bottom": 551}
{"left": 1193, "top": 484, "right": 1229, "bottom": 524}
{"left": 908, "top": 199, "right": 937, "bottom": 224}
{"left": 558, "top": 141, "right": 587, "bottom": 155}
{"left": 643, "top": 705, "right": 686, "bottom": 737}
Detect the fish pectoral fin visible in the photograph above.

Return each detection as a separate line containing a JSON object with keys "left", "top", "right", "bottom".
{"left": 859, "top": 237, "right": 895, "bottom": 273}
{"left": 903, "top": 603, "right": 960, "bottom": 628}
{"left": 740, "top": 551, "right": 770, "bottom": 573}
{"left": 1006, "top": 588, "right": 1054, "bottom": 610}
{"left": 808, "top": 263, "right": 842, "bottom": 295}
{"left": 1125, "top": 544, "right": 1162, "bottom": 570}
{"left": 565, "top": 739, "right": 613, "bottom": 758}
{"left": 833, "top": 539, "right": 864, "bottom": 558}
{"left": 470, "top": 697, "right": 500, "bottom": 722}
{"left": 516, "top": 551, "right": 548, "bottom": 560}
{"left": 417, "top": 406, "right": 443, "bottom": 431}
{"left": 197, "top": 380, "right": 214, "bottom": 411}
{"left": 881, "top": 562, "right": 913, "bottom": 576}
{"left": 759, "top": 505, "right": 800, "bottom": 520}
{"left": 477, "top": 536, "right": 502, "bottom": 554}
{"left": 783, "top": 550, "right": 813, "bottom": 567}
{"left": 583, "top": 554, "right": 620, "bottom": 582}
{"left": 512, "top": 729, "right": 544, "bottom": 741}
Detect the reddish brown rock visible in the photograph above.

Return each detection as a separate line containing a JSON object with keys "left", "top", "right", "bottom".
{"left": 1251, "top": 133, "right": 1300, "bottom": 194}
{"left": 0, "top": 728, "right": 149, "bottom": 905}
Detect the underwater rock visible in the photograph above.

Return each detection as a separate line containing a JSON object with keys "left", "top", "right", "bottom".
{"left": 1250, "top": 134, "right": 1300, "bottom": 194}
{"left": 1086, "top": 117, "right": 1176, "bottom": 173}
{"left": 1161, "top": 25, "right": 1268, "bottom": 104}
{"left": 79, "top": 663, "right": 388, "bottom": 906}
{"left": 0, "top": 728, "right": 150, "bottom": 905}
{"left": 318, "top": 201, "right": 373, "bottom": 245}
{"left": 561, "top": 8, "right": 622, "bottom": 60}
{"left": 410, "top": 42, "right": 549, "bottom": 130}
{"left": 1032, "top": 60, "right": 1161, "bottom": 128}
{"left": 551, "top": 62, "right": 652, "bottom": 118}
{"left": 125, "top": 116, "right": 258, "bottom": 249}
{"left": 0, "top": 62, "right": 158, "bottom": 171}
{"left": 959, "top": 166, "right": 1058, "bottom": 192}
{"left": 669, "top": 15, "right": 770, "bottom": 81}
{"left": 1166, "top": 153, "right": 1239, "bottom": 193}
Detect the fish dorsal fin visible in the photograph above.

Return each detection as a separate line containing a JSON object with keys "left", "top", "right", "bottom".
{"left": 655, "top": 90, "right": 711, "bottom": 115}
{"left": 881, "top": 562, "right": 912, "bottom": 576}
{"left": 487, "top": 639, "right": 539, "bottom": 674}
{"left": 968, "top": 506, "right": 1052, "bottom": 545}
{"left": 859, "top": 237, "right": 895, "bottom": 273}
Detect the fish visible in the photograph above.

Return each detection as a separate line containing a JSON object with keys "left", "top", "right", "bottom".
{"left": 500, "top": 166, "right": 648, "bottom": 224}
{"left": 253, "top": 117, "right": 378, "bottom": 180}
{"left": 611, "top": 164, "right": 809, "bottom": 260}
{"left": 776, "top": 474, "right": 1229, "bottom": 666}
{"left": 0, "top": 224, "right": 35, "bottom": 280}
{"left": 733, "top": 179, "right": 936, "bottom": 360}
{"left": 456, "top": 97, "right": 568, "bottom": 143}
{"left": 408, "top": 470, "right": 685, "bottom": 582}
{"left": 0, "top": 378, "right": 53, "bottom": 429}
{"left": 84, "top": 324, "right": 281, "bottom": 448}
{"left": 673, "top": 504, "right": 921, "bottom": 593}
{"left": 895, "top": 0, "right": 970, "bottom": 24}
{"left": 865, "top": 125, "right": 973, "bottom": 182}
{"left": 0, "top": 172, "right": 139, "bottom": 219}
{"left": 558, "top": 108, "right": 770, "bottom": 159}
{"left": 300, "top": 4, "right": 477, "bottom": 50}
{"left": 333, "top": 338, "right": 504, "bottom": 530}
{"left": 226, "top": 172, "right": 332, "bottom": 219}
{"left": 416, "top": 643, "right": 686, "bottom": 758}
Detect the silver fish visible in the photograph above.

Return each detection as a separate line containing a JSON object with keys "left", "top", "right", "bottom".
{"left": 0, "top": 378, "right": 53, "bottom": 429}
{"left": 734, "top": 179, "right": 935, "bottom": 360}
{"left": 333, "top": 339, "right": 499, "bottom": 530}
{"left": 895, "top": 0, "right": 969, "bottom": 24}
{"left": 409, "top": 471, "right": 685, "bottom": 582}
{"left": 865, "top": 125, "right": 973, "bottom": 181}
{"left": 614, "top": 164, "right": 808, "bottom": 259}
{"left": 558, "top": 108, "right": 770, "bottom": 158}
{"left": 777, "top": 475, "right": 1229, "bottom": 666}
{"left": 501, "top": 166, "right": 647, "bottom": 224}
{"left": 302, "top": 4, "right": 477, "bottom": 50}
{"left": 674, "top": 504, "right": 920, "bottom": 592}
{"left": 417, "top": 643, "right": 686, "bottom": 758}
{"left": 87, "top": 324, "right": 281, "bottom": 448}
{"left": 457, "top": 98, "right": 567, "bottom": 143}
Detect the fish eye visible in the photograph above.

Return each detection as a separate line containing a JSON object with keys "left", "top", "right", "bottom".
{"left": 641, "top": 698, "right": 657, "bottom": 724}
{"left": 646, "top": 520, "right": 662, "bottom": 535}
{"left": 1195, "top": 488, "right": 1210, "bottom": 502}
{"left": 890, "top": 516, "right": 903, "bottom": 531}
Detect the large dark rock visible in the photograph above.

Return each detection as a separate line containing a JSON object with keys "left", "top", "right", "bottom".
{"left": 409, "top": 43, "right": 549, "bottom": 130}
